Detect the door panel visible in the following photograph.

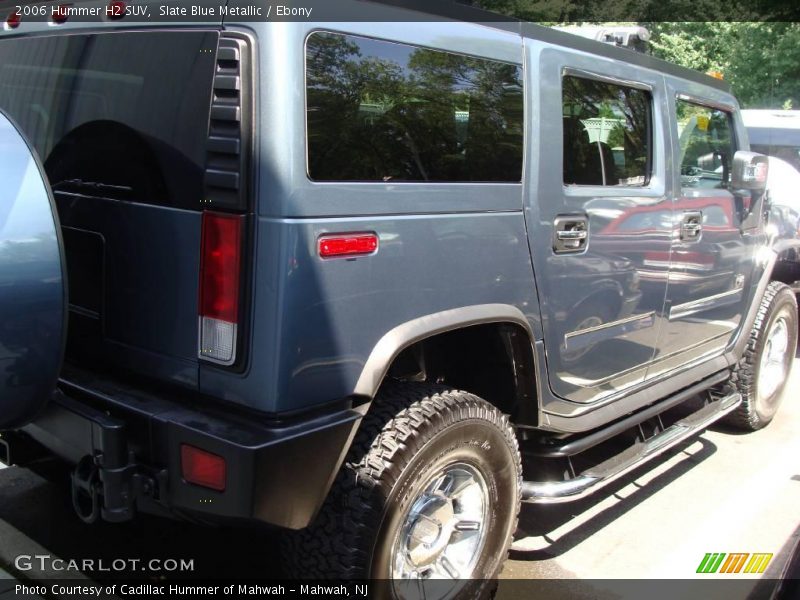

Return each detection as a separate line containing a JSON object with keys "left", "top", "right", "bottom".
{"left": 0, "top": 111, "right": 65, "bottom": 429}
{"left": 650, "top": 91, "right": 757, "bottom": 375}
{"left": 528, "top": 47, "right": 672, "bottom": 404}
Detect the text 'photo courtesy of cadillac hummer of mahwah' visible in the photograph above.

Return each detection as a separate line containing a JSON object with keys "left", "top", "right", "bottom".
{"left": 0, "top": 0, "right": 798, "bottom": 594}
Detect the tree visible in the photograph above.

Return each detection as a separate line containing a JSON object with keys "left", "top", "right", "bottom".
{"left": 647, "top": 22, "right": 800, "bottom": 109}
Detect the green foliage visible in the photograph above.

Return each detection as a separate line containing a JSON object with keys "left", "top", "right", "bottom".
{"left": 647, "top": 22, "right": 800, "bottom": 109}
{"left": 467, "top": 2, "right": 800, "bottom": 110}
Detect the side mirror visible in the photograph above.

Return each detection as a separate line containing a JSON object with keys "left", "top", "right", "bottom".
{"left": 731, "top": 150, "right": 769, "bottom": 191}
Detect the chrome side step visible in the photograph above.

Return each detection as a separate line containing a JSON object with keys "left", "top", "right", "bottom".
{"left": 521, "top": 391, "right": 741, "bottom": 504}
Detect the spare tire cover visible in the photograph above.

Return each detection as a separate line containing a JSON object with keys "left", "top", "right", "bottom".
{"left": 0, "top": 110, "right": 66, "bottom": 429}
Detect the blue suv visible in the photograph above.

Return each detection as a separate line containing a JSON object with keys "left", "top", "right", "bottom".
{"left": 1, "top": 1, "right": 797, "bottom": 585}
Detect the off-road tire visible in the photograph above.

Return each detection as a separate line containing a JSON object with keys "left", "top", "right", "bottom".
{"left": 727, "top": 281, "right": 797, "bottom": 430}
{"left": 283, "top": 382, "right": 522, "bottom": 586}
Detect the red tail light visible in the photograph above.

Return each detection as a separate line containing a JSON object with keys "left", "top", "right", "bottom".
{"left": 199, "top": 212, "right": 243, "bottom": 365}
{"left": 181, "top": 445, "right": 226, "bottom": 491}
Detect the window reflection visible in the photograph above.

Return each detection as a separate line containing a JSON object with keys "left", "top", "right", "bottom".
{"left": 306, "top": 32, "right": 524, "bottom": 183}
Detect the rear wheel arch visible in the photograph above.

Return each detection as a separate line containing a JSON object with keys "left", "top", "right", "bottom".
{"left": 352, "top": 305, "right": 539, "bottom": 428}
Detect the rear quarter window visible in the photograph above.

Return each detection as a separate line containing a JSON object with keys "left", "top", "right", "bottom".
{"left": 305, "top": 31, "right": 524, "bottom": 183}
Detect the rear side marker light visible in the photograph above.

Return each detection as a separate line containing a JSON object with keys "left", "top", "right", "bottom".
{"left": 181, "top": 445, "right": 226, "bottom": 491}
{"left": 318, "top": 233, "right": 379, "bottom": 258}
{"left": 5, "top": 11, "right": 20, "bottom": 28}
{"left": 199, "top": 211, "right": 243, "bottom": 365}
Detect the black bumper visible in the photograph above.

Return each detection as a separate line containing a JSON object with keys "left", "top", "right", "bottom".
{"left": 20, "top": 367, "right": 362, "bottom": 530}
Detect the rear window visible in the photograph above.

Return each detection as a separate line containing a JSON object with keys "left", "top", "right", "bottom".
{"left": 0, "top": 31, "right": 218, "bottom": 209}
{"left": 305, "top": 32, "right": 524, "bottom": 183}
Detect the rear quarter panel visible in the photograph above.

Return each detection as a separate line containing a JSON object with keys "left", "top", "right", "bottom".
{"left": 199, "top": 19, "right": 542, "bottom": 414}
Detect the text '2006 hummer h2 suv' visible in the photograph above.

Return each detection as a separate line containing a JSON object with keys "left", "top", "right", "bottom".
{"left": 1, "top": 0, "right": 798, "bottom": 588}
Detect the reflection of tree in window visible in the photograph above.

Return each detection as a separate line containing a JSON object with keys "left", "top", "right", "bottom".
{"left": 561, "top": 77, "right": 650, "bottom": 186}
{"left": 306, "top": 32, "right": 523, "bottom": 182}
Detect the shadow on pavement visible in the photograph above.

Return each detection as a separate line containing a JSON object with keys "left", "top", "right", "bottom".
{"left": 511, "top": 436, "right": 718, "bottom": 561}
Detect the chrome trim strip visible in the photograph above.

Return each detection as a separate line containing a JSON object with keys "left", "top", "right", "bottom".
{"left": 564, "top": 311, "right": 655, "bottom": 351}
{"left": 669, "top": 288, "right": 742, "bottom": 321}
{"left": 522, "top": 392, "right": 742, "bottom": 503}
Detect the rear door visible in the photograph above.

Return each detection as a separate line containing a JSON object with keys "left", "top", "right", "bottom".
{"left": 0, "top": 110, "right": 65, "bottom": 428}
{"left": 0, "top": 31, "right": 225, "bottom": 391}
{"left": 529, "top": 44, "right": 672, "bottom": 404}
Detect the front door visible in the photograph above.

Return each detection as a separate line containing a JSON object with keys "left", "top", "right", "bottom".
{"left": 649, "top": 88, "right": 758, "bottom": 376}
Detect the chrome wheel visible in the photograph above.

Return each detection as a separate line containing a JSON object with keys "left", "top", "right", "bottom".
{"left": 758, "top": 316, "right": 790, "bottom": 403}
{"left": 390, "top": 463, "right": 489, "bottom": 580}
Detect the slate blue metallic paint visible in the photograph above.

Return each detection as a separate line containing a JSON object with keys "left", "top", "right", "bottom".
{"left": 198, "top": 20, "right": 544, "bottom": 415}
{"left": 0, "top": 111, "right": 66, "bottom": 429}
{"left": 199, "top": 212, "right": 540, "bottom": 414}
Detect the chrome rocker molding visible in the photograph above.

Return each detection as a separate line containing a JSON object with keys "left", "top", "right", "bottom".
{"left": 521, "top": 390, "right": 742, "bottom": 504}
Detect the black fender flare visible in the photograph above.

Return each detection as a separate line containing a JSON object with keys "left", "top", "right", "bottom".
{"left": 352, "top": 303, "right": 536, "bottom": 402}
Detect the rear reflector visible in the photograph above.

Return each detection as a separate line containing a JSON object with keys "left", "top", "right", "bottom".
{"left": 318, "top": 233, "right": 379, "bottom": 258}
{"left": 199, "top": 212, "right": 243, "bottom": 365}
{"left": 181, "top": 445, "right": 226, "bottom": 491}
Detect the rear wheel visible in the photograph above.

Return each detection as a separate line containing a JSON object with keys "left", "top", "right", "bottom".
{"left": 284, "top": 383, "right": 521, "bottom": 593}
{"left": 727, "top": 281, "right": 797, "bottom": 430}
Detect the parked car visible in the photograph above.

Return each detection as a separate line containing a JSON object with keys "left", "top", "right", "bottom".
{"left": 1, "top": 2, "right": 797, "bottom": 591}
{"left": 742, "top": 109, "right": 800, "bottom": 173}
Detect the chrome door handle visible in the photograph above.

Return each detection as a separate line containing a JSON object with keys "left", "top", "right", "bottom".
{"left": 553, "top": 215, "right": 589, "bottom": 253}
{"left": 556, "top": 230, "right": 588, "bottom": 241}
{"left": 680, "top": 211, "right": 703, "bottom": 242}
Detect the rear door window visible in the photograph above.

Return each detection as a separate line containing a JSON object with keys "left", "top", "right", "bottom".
{"left": 562, "top": 75, "right": 652, "bottom": 186}
{"left": 0, "top": 31, "right": 218, "bottom": 209}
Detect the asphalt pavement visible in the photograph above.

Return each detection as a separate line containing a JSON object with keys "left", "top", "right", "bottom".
{"left": 0, "top": 353, "right": 798, "bottom": 596}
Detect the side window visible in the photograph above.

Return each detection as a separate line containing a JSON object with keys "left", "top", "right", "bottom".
{"left": 676, "top": 100, "right": 736, "bottom": 189}
{"left": 305, "top": 32, "right": 524, "bottom": 182}
{"left": 562, "top": 75, "right": 651, "bottom": 187}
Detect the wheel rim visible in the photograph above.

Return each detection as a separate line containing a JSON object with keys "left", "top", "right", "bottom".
{"left": 390, "top": 463, "right": 489, "bottom": 580}
{"left": 758, "top": 316, "right": 790, "bottom": 403}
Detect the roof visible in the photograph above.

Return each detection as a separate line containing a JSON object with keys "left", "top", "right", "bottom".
{"left": 742, "top": 110, "right": 800, "bottom": 130}
{"left": 368, "top": 0, "right": 731, "bottom": 93}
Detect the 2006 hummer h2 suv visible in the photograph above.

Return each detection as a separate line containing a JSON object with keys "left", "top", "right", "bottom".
{"left": 1, "top": 0, "right": 797, "bottom": 586}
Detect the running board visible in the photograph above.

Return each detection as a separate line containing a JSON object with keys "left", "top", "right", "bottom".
{"left": 521, "top": 391, "right": 741, "bottom": 504}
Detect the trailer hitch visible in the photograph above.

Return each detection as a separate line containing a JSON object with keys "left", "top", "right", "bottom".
{"left": 71, "top": 455, "right": 101, "bottom": 523}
